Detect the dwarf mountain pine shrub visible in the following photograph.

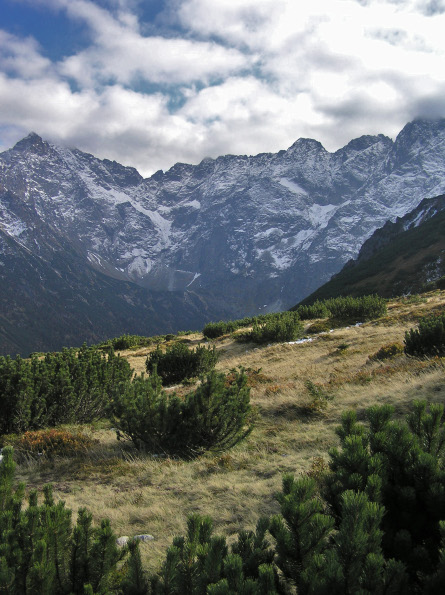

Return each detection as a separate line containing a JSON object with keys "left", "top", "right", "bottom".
{"left": 146, "top": 343, "right": 218, "bottom": 386}
{"left": 153, "top": 514, "right": 279, "bottom": 595}
{"left": 0, "top": 446, "right": 145, "bottom": 594}
{"left": 112, "top": 368, "right": 253, "bottom": 457}
{"left": 404, "top": 311, "right": 445, "bottom": 356}
{"left": 323, "top": 294, "right": 387, "bottom": 322}
{"left": 323, "top": 401, "right": 445, "bottom": 589}
{"left": 0, "top": 346, "right": 132, "bottom": 435}
{"left": 202, "top": 321, "right": 240, "bottom": 339}
{"left": 294, "top": 301, "right": 330, "bottom": 320}
{"left": 243, "top": 312, "right": 303, "bottom": 345}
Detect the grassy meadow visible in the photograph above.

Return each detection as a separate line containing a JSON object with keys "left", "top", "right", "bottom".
{"left": 10, "top": 290, "right": 445, "bottom": 573}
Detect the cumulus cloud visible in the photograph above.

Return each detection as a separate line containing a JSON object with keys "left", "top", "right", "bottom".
{"left": 0, "top": 31, "right": 53, "bottom": 79}
{"left": 1, "top": 0, "right": 445, "bottom": 175}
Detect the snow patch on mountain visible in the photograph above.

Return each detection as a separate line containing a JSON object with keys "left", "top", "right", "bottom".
{"left": 1, "top": 219, "right": 27, "bottom": 238}
{"left": 279, "top": 178, "right": 308, "bottom": 195}
{"left": 128, "top": 256, "right": 153, "bottom": 276}
{"left": 307, "top": 204, "right": 338, "bottom": 228}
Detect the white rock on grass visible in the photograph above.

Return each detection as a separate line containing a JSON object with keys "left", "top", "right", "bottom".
{"left": 134, "top": 534, "right": 155, "bottom": 542}
{"left": 116, "top": 534, "right": 155, "bottom": 546}
{"left": 116, "top": 536, "right": 129, "bottom": 547}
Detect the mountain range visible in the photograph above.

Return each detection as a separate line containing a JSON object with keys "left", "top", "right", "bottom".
{"left": 2, "top": 118, "right": 445, "bottom": 354}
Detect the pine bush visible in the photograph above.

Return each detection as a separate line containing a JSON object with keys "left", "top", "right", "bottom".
{"left": 323, "top": 401, "right": 445, "bottom": 589}
{"left": 0, "top": 346, "right": 132, "bottom": 435}
{"left": 246, "top": 313, "right": 303, "bottom": 344}
{"left": 203, "top": 321, "right": 239, "bottom": 339}
{"left": 324, "top": 294, "right": 387, "bottom": 322}
{"left": 154, "top": 514, "right": 279, "bottom": 595}
{"left": 404, "top": 312, "right": 445, "bottom": 356}
{"left": 0, "top": 446, "right": 144, "bottom": 594}
{"left": 146, "top": 343, "right": 218, "bottom": 386}
{"left": 294, "top": 301, "right": 330, "bottom": 320}
{"left": 112, "top": 368, "right": 253, "bottom": 457}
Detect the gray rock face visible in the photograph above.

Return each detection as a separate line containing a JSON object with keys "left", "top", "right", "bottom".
{"left": 2, "top": 118, "right": 445, "bottom": 352}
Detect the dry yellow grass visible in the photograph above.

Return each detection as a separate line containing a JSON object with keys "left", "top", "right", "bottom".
{"left": 12, "top": 290, "right": 445, "bottom": 572}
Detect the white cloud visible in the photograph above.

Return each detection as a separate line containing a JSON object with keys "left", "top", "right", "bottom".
{"left": 42, "top": 0, "right": 251, "bottom": 87}
{"left": 0, "top": 31, "right": 53, "bottom": 79}
{"left": 59, "top": 35, "right": 251, "bottom": 87}
{"left": 2, "top": 0, "right": 445, "bottom": 174}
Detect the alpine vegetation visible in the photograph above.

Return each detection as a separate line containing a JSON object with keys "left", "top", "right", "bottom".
{"left": 111, "top": 368, "right": 253, "bottom": 457}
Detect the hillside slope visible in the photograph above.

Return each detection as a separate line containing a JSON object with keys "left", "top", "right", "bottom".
{"left": 298, "top": 195, "right": 445, "bottom": 305}
{"left": 9, "top": 290, "right": 445, "bottom": 572}
{"left": 0, "top": 190, "right": 224, "bottom": 355}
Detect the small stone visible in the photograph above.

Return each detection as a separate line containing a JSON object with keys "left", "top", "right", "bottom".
{"left": 116, "top": 536, "right": 129, "bottom": 546}
{"left": 134, "top": 534, "right": 155, "bottom": 542}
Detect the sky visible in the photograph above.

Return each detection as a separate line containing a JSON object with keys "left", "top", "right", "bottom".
{"left": 1, "top": 0, "right": 445, "bottom": 177}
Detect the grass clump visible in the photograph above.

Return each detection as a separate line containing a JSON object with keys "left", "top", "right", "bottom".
{"left": 304, "top": 380, "right": 334, "bottom": 414}
{"left": 369, "top": 342, "right": 404, "bottom": 362}
{"left": 306, "top": 320, "right": 332, "bottom": 334}
{"left": 3, "top": 428, "right": 97, "bottom": 460}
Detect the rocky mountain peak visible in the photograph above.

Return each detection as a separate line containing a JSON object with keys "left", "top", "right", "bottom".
{"left": 286, "top": 137, "right": 327, "bottom": 155}
{"left": 2, "top": 118, "right": 445, "bottom": 354}
{"left": 11, "top": 132, "right": 51, "bottom": 156}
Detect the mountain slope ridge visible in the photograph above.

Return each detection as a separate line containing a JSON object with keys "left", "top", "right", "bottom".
{"left": 297, "top": 194, "right": 445, "bottom": 304}
{"left": 2, "top": 118, "right": 445, "bottom": 353}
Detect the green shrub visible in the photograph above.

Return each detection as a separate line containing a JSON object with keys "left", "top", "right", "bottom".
{"left": 112, "top": 334, "right": 143, "bottom": 350}
{"left": 264, "top": 401, "right": 445, "bottom": 592}
{"left": 244, "top": 313, "right": 303, "bottom": 344}
{"left": 146, "top": 343, "right": 218, "bottom": 386}
{"left": 369, "top": 342, "right": 405, "bottom": 361}
{"left": 112, "top": 369, "right": 253, "bottom": 457}
{"left": 322, "top": 401, "right": 445, "bottom": 589}
{"left": 99, "top": 334, "right": 155, "bottom": 350}
{"left": 202, "top": 311, "right": 304, "bottom": 340}
{"left": 0, "top": 346, "right": 132, "bottom": 435}
{"left": 203, "top": 321, "right": 239, "bottom": 339}
{"left": 0, "top": 446, "right": 144, "bottom": 594}
{"left": 155, "top": 514, "right": 279, "bottom": 594}
{"left": 294, "top": 301, "right": 330, "bottom": 320}
{"left": 324, "top": 294, "right": 387, "bottom": 322}
{"left": 404, "top": 312, "right": 445, "bottom": 356}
